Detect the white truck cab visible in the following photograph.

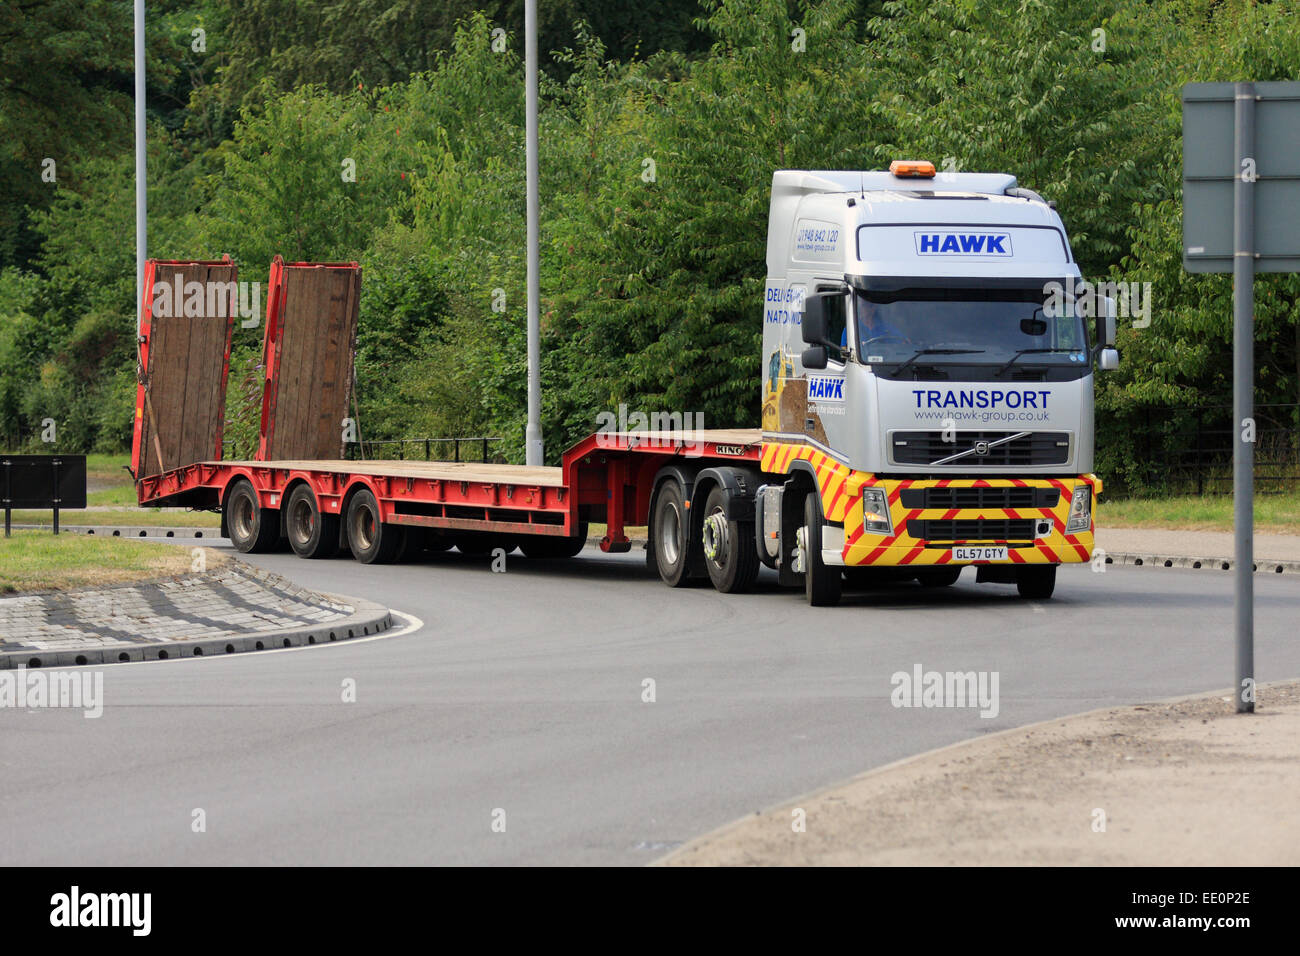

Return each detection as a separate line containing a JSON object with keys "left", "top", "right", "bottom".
{"left": 755, "top": 162, "right": 1119, "bottom": 604}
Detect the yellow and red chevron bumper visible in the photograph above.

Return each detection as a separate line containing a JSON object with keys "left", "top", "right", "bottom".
{"left": 760, "top": 441, "right": 1098, "bottom": 568}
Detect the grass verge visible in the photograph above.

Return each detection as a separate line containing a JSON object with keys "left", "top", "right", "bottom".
{"left": 1101, "top": 492, "right": 1300, "bottom": 534}
{"left": 0, "top": 531, "right": 226, "bottom": 594}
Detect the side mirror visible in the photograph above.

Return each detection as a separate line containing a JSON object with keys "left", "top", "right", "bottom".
{"left": 1098, "top": 347, "right": 1120, "bottom": 371}
{"left": 800, "top": 295, "right": 827, "bottom": 346}
{"left": 802, "top": 345, "right": 828, "bottom": 370}
{"left": 1096, "top": 296, "right": 1117, "bottom": 348}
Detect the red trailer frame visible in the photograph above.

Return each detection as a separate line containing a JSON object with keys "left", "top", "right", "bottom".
{"left": 137, "top": 430, "right": 762, "bottom": 552}
{"left": 133, "top": 256, "right": 762, "bottom": 552}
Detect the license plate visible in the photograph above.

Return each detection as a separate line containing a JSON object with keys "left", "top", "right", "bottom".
{"left": 951, "top": 546, "right": 1008, "bottom": 562}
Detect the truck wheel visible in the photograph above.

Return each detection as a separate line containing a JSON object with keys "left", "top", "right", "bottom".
{"left": 519, "top": 522, "right": 588, "bottom": 558}
{"left": 453, "top": 534, "right": 515, "bottom": 557}
{"left": 916, "top": 567, "right": 962, "bottom": 588}
{"left": 346, "top": 488, "right": 399, "bottom": 564}
{"left": 425, "top": 533, "right": 454, "bottom": 552}
{"left": 701, "top": 486, "right": 759, "bottom": 593}
{"left": 225, "top": 479, "right": 278, "bottom": 553}
{"left": 653, "top": 480, "right": 703, "bottom": 587}
{"left": 1016, "top": 565, "right": 1057, "bottom": 599}
{"left": 803, "top": 492, "right": 842, "bottom": 607}
{"left": 454, "top": 534, "right": 492, "bottom": 557}
{"left": 286, "top": 484, "right": 339, "bottom": 559}
{"left": 393, "top": 526, "right": 426, "bottom": 562}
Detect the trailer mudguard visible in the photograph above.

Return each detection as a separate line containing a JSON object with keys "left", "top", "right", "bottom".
{"left": 691, "top": 466, "right": 760, "bottom": 521}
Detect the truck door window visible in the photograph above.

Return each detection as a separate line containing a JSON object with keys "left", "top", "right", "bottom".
{"left": 825, "top": 293, "right": 847, "bottom": 364}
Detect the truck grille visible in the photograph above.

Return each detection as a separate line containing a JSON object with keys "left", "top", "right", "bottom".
{"left": 899, "top": 486, "right": 1059, "bottom": 510}
{"left": 907, "top": 518, "right": 1037, "bottom": 542}
{"left": 890, "top": 431, "right": 1070, "bottom": 467}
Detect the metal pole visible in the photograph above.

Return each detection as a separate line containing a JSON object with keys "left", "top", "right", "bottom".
{"left": 1232, "top": 82, "right": 1256, "bottom": 714}
{"left": 524, "top": 0, "right": 544, "bottom": 466}
{"left": 52, "top": 457, "right": 60, "bottom": 536}
{"left": 134, "top": 0, "right": 147, "bottom": 333}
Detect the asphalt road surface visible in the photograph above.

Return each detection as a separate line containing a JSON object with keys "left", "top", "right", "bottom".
{"left": 5, "top": 538, "right": 1299, "bottom": 865}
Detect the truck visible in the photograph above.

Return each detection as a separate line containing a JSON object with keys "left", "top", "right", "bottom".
{"left": 134, "top": 162, "right": 1119, "bottom": 607}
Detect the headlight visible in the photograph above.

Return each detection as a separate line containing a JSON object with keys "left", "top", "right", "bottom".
{"left": 1066, "top": 485, "right": 1091, "bottom": 533}
{"left": 862, "top": 487, "right": 892, "bottom": 534}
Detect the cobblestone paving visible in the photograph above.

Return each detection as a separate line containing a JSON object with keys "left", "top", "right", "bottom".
{"left": 0, "top": 564, "right": 355, "bottom": 654}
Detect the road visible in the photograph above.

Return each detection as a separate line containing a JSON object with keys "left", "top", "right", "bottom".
{"left": 4, "top": 538, "right": 1299, "bottom": 865}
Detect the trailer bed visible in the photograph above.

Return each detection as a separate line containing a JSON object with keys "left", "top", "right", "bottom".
{"left": 138, "top": 428, "right": 763, "bottom": 551}
{"left": 214, "top": 459, "right": 566, "bottom": 487}
{"left": 131, "top": 256, "right": 765, "bottom": 555}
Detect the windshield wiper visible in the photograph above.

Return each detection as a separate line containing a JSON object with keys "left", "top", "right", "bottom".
{"left": 888, "top": 348, "right": 985, "bottom": 378}
{"left": 994, "top": 348, "right": 1077, "bottom": 377}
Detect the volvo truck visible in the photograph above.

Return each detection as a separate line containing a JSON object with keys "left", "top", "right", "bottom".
{"left": 135, "top": 162, "right": 1118, "bottom": 608}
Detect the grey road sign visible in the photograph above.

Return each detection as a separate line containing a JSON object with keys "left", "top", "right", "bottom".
{"left": 1183, "top": 81, "right": 1300, "bottom": 273}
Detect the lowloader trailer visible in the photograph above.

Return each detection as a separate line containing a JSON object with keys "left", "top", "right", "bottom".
{"left": 135, "top": 163, "right": 1119, "bottom": 606}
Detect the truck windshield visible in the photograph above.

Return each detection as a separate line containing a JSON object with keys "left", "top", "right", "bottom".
{"left": 853, "top": 288, "right": 1087, "bottom": 367}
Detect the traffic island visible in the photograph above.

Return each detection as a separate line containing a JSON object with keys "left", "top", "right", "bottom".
{"left": 657, "top": 680, "right": 1300, "bottom": 866}
{"left": 1097, "top": 527, "right": 1300, "bottom": 575}
{"left": 0, "top": 559, "right": 393, "bottom": 668}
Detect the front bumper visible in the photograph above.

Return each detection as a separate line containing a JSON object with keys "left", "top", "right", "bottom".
{"left": 833, "top": 475, "right": 1099, "bottom": 568}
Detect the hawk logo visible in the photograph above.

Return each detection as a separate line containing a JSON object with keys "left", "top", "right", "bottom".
{"left": 914, "top": 232, "right": 1013, "bottom": 257}
{"left": 807, "top": 375, "right": 844, "bottom": 401}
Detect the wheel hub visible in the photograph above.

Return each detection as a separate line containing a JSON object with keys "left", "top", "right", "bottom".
{"left": 233, "top": 496, "right": 254, "bottom": 539}
{"left": 703, "top": 510, "right": 729, "bottom": 564}
{"left": 291, "top": 499, "right": 314, "bottom": 541}
{"left": 659, "top": 502, "right": 682, "bottom": 566}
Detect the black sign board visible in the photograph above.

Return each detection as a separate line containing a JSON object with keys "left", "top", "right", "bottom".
{"left": 2, "top": 454, "right": 87, "bottom": 536}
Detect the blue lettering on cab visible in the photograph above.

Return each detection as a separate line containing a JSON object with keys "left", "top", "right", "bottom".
{"left": 807, "top": 375, "right": 844, "bottom": 401}
{"left": 914, "top": 232, "right": 1013, "bottom": 257}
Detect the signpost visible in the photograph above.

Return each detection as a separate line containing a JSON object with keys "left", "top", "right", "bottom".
{"left": 1183, "top": 81, "right": 1300, "bottom": 713}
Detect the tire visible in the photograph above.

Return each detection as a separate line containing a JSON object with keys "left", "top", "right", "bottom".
{"left": 701, "top": 486, "right": 760, "bottom": 593}
{"left": 454, "top": 534, "right": 493, "bottom": 557}
{"left": 916, "top": 567, "right": 962, "bottom": 588}
{"left": 519, "top": 521, "right": 589, "bottom": 558}
{"left": 652, "top": 480, "right": 702, "bottom": 587}
{"left": 803, "top": 492, "right": 842, "bottom": 607}
{"left": 393, "top": 525, "right": 425, "bottom": 563}
{"left": 1016, "top": 565, "right": 1057, "bottom": 599}
{"left": 285, "top": 483, "right": 339, "bottom": 559}
{"left": 345, "top": 488, "right": 400, "bottom": 564}
{"left": 453, "top": 534, "right": 516, "bottom": 557}
{"left": 224, "top": 479, "right": 278, "bottom": 553}
{"left": 425, "top": 533, "right": 454, "bottom": 553}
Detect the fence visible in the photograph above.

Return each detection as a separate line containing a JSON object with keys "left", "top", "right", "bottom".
{"left": 1104, "top": 403, "right": 1300, "bottom": 495}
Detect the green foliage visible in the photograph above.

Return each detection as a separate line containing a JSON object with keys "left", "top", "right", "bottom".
{"left": 3, "top": 0, "right": 1300, "bottom": 492}
{"left": 1089, "top": 0, "right": 1300, "bottom": 492}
